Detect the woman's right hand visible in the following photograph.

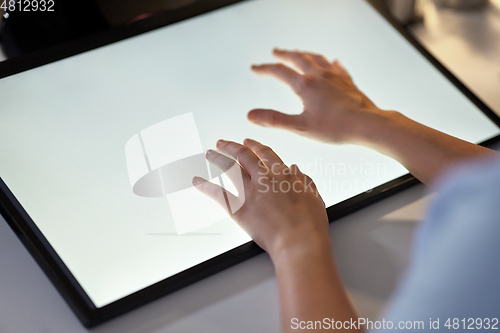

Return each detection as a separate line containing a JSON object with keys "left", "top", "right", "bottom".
{"left": 193, "top": 139, "right": 359, "bottom": 331}
{"left": 249, "top": 48, "right": 390, "bottom": 144}
{"left": 192, "top": 139, "right": 329, "bottom": 260}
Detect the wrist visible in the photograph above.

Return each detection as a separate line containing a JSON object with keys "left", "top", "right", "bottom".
{"left": 269, "top": 227, "right": 332, "bottom": 267}
{"left": 352, "top": 109, "right": 406, "bottom": 147}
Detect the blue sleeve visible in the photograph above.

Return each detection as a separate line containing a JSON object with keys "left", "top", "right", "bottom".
{"left": 373, "top": 158, "right": 500, "bottom": 332}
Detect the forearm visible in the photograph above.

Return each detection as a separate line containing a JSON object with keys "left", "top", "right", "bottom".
{"left": 272, "top": 232, "right": 360, "bottom": 333}
{"left": 356, "top": 111, "right": 498, "bottom": 185}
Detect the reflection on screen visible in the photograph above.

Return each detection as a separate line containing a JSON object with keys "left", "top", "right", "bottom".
{"left": 0, "top": 0, "right": 498, "bottom": 307}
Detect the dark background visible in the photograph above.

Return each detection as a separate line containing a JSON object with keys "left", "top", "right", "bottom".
{"left": 0, "top": 0, "right": 198, "bottom": 59}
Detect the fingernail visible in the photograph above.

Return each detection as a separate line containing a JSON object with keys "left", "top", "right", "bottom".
{"left": 192, "top": 176, "right": 204, "bottom": 186}
{"left": 248, "top": 111, "right": 259, "bottom": 121}
{"left": 217, "top": 139, "right": 226, "bottom": 146}
{"left": 206, "top": 149, "right": 215, "bottom": 157}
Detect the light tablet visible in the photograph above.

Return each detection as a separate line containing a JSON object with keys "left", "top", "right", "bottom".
{"left": 0, "top": 0, "right": 499, "bottom": 327}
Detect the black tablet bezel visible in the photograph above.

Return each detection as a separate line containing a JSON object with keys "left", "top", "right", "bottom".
{"left": 1, "top": 0, "right": 499, "bottom": 328}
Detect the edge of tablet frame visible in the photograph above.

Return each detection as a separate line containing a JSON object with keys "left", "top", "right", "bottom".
{"left": 0, "top": 0, "right": 499, "bottom": 327}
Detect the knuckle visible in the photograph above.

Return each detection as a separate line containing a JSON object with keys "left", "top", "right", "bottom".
{"left": 275, "top": 63, "right": 287, "bottom": 71}
{"left": 269, "top": 112, "right": 279, "bottom": 126}
{"left": 295, "top": 52, "right": 307, "bottom": 60}
{"left": 292, "top": 116, "right": 308, "bottom": 134}
{"left": 299, "top": 75, "right": 316, "bottom": 89}
{"left": 260, "top": 145, "right": 275, "bottom": 156}
{"left": 320, "top": 70, "right": 335, "bottom": 79}
{"left": 260, "top": 145, "right": 272, "bottom": 153}
{"left": 236, "top": 146, "right": 251, "bottom": 157}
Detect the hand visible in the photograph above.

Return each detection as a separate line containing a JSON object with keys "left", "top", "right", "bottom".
{"left": 192, "top": 139, "right": 329, "bottom": 259}
{"left": 249, "top": 48, "right": 387, "bottom": 144}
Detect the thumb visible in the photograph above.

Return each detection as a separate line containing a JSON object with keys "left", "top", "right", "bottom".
{"left": 248, "top": 109, "right": 305, "bottom": 132}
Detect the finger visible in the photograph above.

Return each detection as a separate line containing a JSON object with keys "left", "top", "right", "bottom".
{"left": 206, "top": 149, "right": 250, "bottom": 183}
{"left": 290, "top": 164, "right": 319, "bottom": 194}
{"left": 243, "top": 139, "right": 285, "bottom": 169}
{"left": 206, "top": 149, "right": 236, "bottom": 172}
{"left": 273, "top": 48, "right": 319, "bottom": 74}
{"left": 248, "top": 109, "right": 306, "bottom": 133}
{"left": 192, "top": 176, "right": 238, "bottom": 213}
{"left": 213, "top": 146, "right": 237, "bottom": 160}
{"left": 332, "top": 60, "right": 353, "bottom": 82}
{"left": 216, "top": 140, "right": 265, "bottom": 178}
{"left": 205, "top": 149, "right": 247, "bottom": 203}
{"left": 251, "top": 63, "right": 302, "bottom": 94}
{"left": 303, "top": 52, "right": 331, "bottom": 69}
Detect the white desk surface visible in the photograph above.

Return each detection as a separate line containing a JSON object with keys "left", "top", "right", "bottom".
{"left": 1, "top": 2, "right": 500, "bottom": 332}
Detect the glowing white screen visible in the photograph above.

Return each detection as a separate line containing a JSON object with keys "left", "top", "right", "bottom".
{"left": 0, "top": 0, "right": 498, "bottom": 307}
